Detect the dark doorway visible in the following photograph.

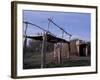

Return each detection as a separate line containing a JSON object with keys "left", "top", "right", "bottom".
{"left": 79, "top": 44, "right": 86, "bottom": 56}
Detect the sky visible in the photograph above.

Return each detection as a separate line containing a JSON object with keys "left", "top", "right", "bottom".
{"left": 23, "top": 10, "right": 91, "bottom": 41}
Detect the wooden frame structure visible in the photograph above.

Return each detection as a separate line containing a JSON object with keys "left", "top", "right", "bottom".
{"left": 23, "top": 21, "right": 71, "bottom": 68}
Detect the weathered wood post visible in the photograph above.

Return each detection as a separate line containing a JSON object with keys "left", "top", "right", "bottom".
{"left": 58, "top": 31, "right": 64, "bottom": 63}
{"left": 67, "top": 36, "right": 71, "bottom": 59}
{"left": 23, "top": 22, "right": 28, "bottom": 56}
{"left": 54, "top": 43, "right": 57, "bottom": 63}
{"left": 68, "top": 42, "right": 70, "bottom": 59}
{"left": 41, "top": 32, "right": 47, "bottom": 68}
{"left": 23, "top": 22, "right": 28, "bottom": 68}
{"left": 76, "top": 40, "right": 80, "bottom": 56}
{"left": 54, "top": 43, "right": 61, "bottom": 64}
{"left": 58, "top": 43, "right": 62, "bottom": 64}
{"left": 85, "top": 45, "right": 88, "bottom": 56}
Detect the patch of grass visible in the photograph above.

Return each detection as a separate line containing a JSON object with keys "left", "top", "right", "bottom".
{"left": 45, "top": 59, "right": 90, "bottom": 68}
{"left": 23, "top": 52, "right": 91, "bottom": 69}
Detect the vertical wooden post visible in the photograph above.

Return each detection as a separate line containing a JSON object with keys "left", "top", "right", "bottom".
{"left": 85, "top": 45, "right": 88, "bottom": 56}
{"left": 59, "top": 31, "right": 64, "bottom": 63}
{"left": 41, "top": 32, "right": 47, "bottom": 68}
{"left": 62, "top": 31, "right": 64, "bottom": 39}
{"left": 47, "top": 19, "right": 50, "bottom": 32}
{"left": 68, "top": 42, "right": 70, "bottom": 59}
{"left": 23, "top": 22, "right": 28, "bottom": 68}
{"left": 77, "top": 45, "right": 80, "bottom": 56}
{"left": 24, "top": 22, "right": 28, "bottom": 36}
{"left": 23, "top": 22, "right": 28, "bottom": 55}
{"left": 57, "top": 43, "right": 60, "bottom": 64}
{"left": 53, "top": 43, "right": 58, "bottom": 63}
{"left": 68, "top": 35, "right": 71, "bottom": 59}
{"left": 48, "top": 17, "right": 53, "bottom": 32}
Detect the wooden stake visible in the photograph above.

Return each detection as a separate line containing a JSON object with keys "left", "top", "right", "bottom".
{"left": 68, "top": 42, "right": 70, "bottom": 59}
{"left": 41, "top": 32, "right": 47, "bottom": 68}
{"left": 58, "top": 43, "right": 61, "bottom": 63}
{"left": 23, "top": 22, "right": 28, "bottom": 68}
{"left": 23, "top": 22, "right": 28, "bottom": 54}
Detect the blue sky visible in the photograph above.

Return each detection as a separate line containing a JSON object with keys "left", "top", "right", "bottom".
{"left": 23, "top": 10, "right": 91, "bottom": 41}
